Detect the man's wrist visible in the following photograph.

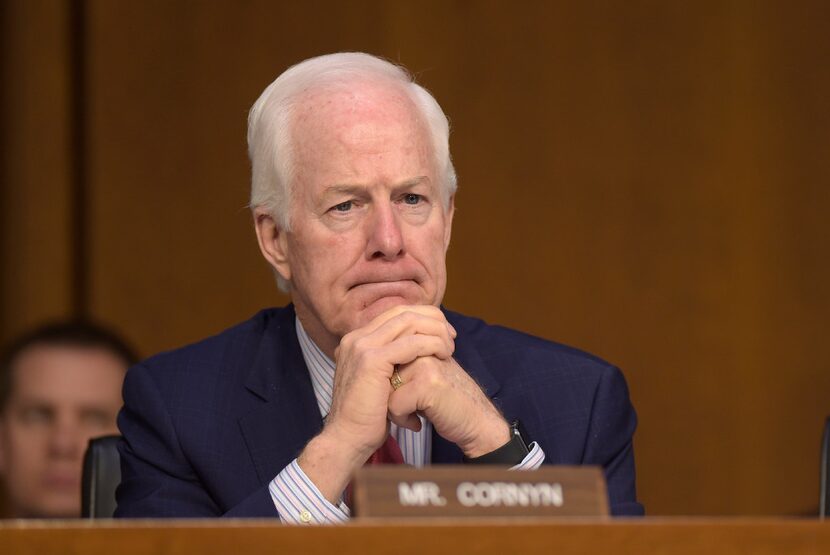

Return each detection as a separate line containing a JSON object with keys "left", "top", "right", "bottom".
{"left": 459, "top": 418, "right": 511, "bottom": 458}
{"left": 298, "top": 429, "right": 366, "bottom": 504}
{"left": 463, "top": 420, "right": 530, "bottom": 465}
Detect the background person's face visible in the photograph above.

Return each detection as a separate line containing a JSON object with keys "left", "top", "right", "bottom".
{"left": 277, "top": 83, "right": 453, "bottom": 354}
{"left": 0, "top": 345, "right": 124, "bottom": 518}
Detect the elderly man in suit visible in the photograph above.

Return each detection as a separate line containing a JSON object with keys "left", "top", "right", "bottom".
{"left": 116, "top": 52, "right": 643, "bottom": 521}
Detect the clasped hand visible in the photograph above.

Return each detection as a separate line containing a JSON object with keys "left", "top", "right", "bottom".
{"left": 298, "top": 305, "right": 509, "bottom": 504}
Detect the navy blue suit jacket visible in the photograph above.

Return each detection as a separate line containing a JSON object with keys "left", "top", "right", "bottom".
{"left": 115, "top": 305, "right": 643, "bottom": 517}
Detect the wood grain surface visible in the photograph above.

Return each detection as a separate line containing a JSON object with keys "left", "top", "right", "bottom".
{"left": 0, "top": 518, "right": 828, "bottom": 555}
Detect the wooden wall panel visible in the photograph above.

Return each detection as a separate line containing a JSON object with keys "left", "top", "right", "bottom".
{"left": 83, "top": 0, "right": 400, "bottom": 353}
{"left": 2, "top": 0, "right": 828, "bottom": 516}
{"left": 0, "top": 0, "right": 74, "bottom": 340}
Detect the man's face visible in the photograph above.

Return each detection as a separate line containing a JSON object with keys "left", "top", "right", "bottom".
{"left": 267, "top": 82, "right": 453, "bottom": 354}
{"left": 0, "top": 345, "right": 125, "bottom": 518}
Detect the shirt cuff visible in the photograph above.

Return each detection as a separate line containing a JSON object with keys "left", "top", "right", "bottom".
{"left": 268, "top": 459, "right": 351, "bottom": 524}
{"left": 510, "top": 441, "right": 545, "bottom": 470}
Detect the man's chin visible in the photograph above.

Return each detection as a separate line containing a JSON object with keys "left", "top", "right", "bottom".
{"left": 21, "top": 497, "right": 80, "bottom": 518}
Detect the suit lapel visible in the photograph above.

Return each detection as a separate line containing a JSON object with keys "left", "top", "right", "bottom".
{"left": 238, "top": 306, "right": 323, "bottom": 483}
{"left": 431, "top": 312, "right": 503, "bottom": 464}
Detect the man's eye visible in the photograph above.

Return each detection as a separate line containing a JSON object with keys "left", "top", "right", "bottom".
{"left": 81, "top": 410, "right": 113, "bottom": 429}
{"left": 20, "top": 407, "right": 52, "bottom": 425}
{"left": 332, "top": 201, "right": 353, "bottom": 212}
{"left": 403, "top": 194, "right": 422, "bottom": 205}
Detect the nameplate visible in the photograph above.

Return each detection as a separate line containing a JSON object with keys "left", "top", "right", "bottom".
{"left": 352, "top": 465, "right": 609, "bottom": 518}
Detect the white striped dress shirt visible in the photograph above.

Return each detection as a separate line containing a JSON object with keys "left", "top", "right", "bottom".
{"left": 268, "top": 318, "right": 545, "bottom": 524}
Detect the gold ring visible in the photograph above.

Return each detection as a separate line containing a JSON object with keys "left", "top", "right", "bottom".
{"left": 390, "top": 368, "right": 404, "bottom": 390}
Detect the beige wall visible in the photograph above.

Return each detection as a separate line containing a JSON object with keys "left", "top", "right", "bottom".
{"left": 2, "top": 0, "right": 829, "bottom": 516}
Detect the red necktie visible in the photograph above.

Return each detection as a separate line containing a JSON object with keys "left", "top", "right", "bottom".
{"left": 366, "top": 434, "right": 405, "bottom": 465}
{"left": 345, "top": 434, "right": 404, "bottom": 507}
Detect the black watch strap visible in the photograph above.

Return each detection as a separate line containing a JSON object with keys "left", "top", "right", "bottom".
{"left": 463, "top": 420, "right": 530, "bottom": 465}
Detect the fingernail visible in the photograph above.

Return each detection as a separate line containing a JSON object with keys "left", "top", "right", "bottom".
{"left": 447, "top": 323, "right": 457, "bottom": 337}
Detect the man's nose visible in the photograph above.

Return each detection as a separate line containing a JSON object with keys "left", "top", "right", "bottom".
{"left": 48, "top": 417, "right": 83, "bottom": 459}
{"left": 366, "top": 202, "right": 404, "bottom": 259}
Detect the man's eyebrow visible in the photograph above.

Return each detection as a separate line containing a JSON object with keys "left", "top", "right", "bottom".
{"left": 323, "top": 176, "right": 430, "bottom": 195}
{"left": 396, "top": 176, "right": 430, "bottom": 189}
{"left": 322, "top": 184, "right": 364, "bottom": 196}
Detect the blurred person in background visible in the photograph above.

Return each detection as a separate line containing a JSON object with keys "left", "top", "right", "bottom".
{"left": 0, "top": 321, "right": 136, "bottom": 518}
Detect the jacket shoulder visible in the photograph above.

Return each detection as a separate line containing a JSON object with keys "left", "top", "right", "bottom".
{"left": 444, "top": 308, "right": 618, "bottom": 378}
{"left": 132, "top": 306, "right": 293, "bottom": 387}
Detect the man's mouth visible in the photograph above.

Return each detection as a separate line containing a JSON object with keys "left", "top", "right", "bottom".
{"left": 348, "top": 277, "right": 418, "bottom": 291}
{"left": 349, "top": 279, "right": 419, "bottom": 298}
{"left": 43, "top": 472, "right": 80, "bottom": 490}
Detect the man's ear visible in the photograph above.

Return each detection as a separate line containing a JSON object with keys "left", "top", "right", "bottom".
{"left": 443, "top": 195, "right": 455, "bottom": 251}
{"left": 253, "top": 208, "right": 291, "bottom": 282}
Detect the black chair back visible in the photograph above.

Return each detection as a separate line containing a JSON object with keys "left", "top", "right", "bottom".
{"left": 821, "top": 418, "right": 830, "bottom": 519}
{"left": 81, "top": 435, "right": 122, "bottom": 518}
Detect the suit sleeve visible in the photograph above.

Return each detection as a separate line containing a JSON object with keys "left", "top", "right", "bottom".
{"left": 582, "top": 365, "right": 645, "bottom": 516}
{"left": 115, "top": 363, "right": 278, "bottom": 518}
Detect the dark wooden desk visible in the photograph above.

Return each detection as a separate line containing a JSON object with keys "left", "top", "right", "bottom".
{"left": 1, "top": 518, "right": 827, "bottom": 554}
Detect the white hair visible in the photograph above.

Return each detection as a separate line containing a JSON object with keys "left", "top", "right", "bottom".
{"left": 247, "top": 52, "right": 457, "bottom": 231}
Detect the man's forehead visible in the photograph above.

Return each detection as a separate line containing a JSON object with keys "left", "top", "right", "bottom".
{"left": 293, "top": 81, "right": 422, "bottom": 138}
{"left": 292, "top": 88, "right": 433, "bottom": 174}
{"left": 296, "top": 78, "right": 412, "bottom": 112}
{"left": 5, "top": 352, "right": 123, "bottom": 409}
{"left": 13, "top": 343, "right": 125, "bottom": 366}
{"left": 10, "top": 345, "right": 126, "bottom": 388}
